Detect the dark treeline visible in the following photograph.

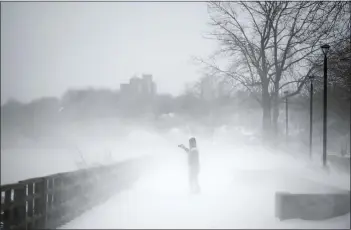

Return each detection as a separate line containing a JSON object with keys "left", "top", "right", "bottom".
{"left": 0, "top": 76, "right": 260, "bottom": 147}
{"left": 1, "top": 67, "right": 349, "bottom": 152}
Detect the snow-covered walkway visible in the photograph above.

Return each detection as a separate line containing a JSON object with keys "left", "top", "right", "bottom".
{"left": 59, "top": 147, "right": 350, "bottom": 229}
{"left": 2, "top": 127, "right": 349, "bottom": 229}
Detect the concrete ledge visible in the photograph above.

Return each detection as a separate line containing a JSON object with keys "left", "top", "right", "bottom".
{"left": 328, "top": 155, "right": 350, "bottom": 173}
{"left": 275, "top": 191, "right": 350, "bottom": 221}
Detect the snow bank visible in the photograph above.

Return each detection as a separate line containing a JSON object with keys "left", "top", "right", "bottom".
{"left": 2, "top": 124, "right": 349, "bottom": 229}
{"left": 60, "top": 147, "right": 350, "bottom": 229}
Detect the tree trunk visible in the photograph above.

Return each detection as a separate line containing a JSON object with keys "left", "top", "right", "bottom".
{"left": 272, "top": 93, "right": 280, "bottom": 137}
{"left": 262, "top": 87, "right": 272, "bottom": 139}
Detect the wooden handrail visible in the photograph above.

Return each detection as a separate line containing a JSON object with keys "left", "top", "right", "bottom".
{"left": 1, "top": 157, "right": 152, "bottom": 230}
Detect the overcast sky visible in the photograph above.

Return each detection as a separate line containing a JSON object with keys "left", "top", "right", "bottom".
{"left": 1, "top": 2, "right": 217, "bottom": 104}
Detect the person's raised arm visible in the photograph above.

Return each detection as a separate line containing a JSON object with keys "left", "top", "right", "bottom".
{"left": 178, "top": 144, "right": 189, "bottom": 153}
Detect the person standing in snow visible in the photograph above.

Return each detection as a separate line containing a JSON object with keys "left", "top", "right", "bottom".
{"left": 178, "top": 137, "right": 201, "bottom": 194}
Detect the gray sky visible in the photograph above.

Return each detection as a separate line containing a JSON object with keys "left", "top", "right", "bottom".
{"left": 1, "top": 2, "right": 216, "bottom": 104}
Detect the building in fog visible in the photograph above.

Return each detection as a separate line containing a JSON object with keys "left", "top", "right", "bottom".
{"left": 120, "top": 74, "right": 157, "bottom": 98}
{"left": 141, "top": 74, "right": 157, "bottom": 96}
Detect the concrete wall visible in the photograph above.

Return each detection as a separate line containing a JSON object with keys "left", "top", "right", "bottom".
{"left": 275, "top": 191, "right": 350, "bottom": 220}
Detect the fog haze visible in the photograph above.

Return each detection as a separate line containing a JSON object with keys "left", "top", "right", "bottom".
{"left": 1, "top": 2, "right": 215, "bottom": 104}
{"left": 1, "top": 2, "right": 350, "bottom": 229}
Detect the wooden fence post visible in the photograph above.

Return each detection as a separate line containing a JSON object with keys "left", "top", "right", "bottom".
{"left": 13, "top": 185, "right": 27, "bottom": 229}
{"left": 26, "top": 182, "right": 34, "bottom": 230}
{"left": 2, "top": 189, "right": 13, "bottom": 229}
{"left": 34, "top": 179, "right": 47, "bottom": 229}
{"left": 46, "top": 177, "right": 54, "bottom": 228}
{"left": 51, "top": 176, "right": 61, "bottom": 228}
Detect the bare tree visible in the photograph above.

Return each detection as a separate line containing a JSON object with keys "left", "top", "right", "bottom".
{"left": 199, "top": 1, "right": 349, "bottom": 138}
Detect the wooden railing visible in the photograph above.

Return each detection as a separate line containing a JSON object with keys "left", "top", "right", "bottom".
{"left": 1, "top": 156, "right": 152, "bottom": 230}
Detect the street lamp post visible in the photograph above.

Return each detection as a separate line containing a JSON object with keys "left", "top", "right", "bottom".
{"left": 308, "top": 76, "right": 315, "bottom": 159}
{"left": 321, "top": 44, "right": 330, "bottom": 168}
{"left": 284, "top": 90, "right": 289, "bottom": 143}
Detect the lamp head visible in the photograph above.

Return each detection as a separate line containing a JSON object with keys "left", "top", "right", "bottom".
{"left": 321, "top": 44, "right": 330, "bottom": 56}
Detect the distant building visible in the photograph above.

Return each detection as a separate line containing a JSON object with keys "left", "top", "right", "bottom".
{"left": 141, "top": 74, "right": 157, "bottom": 96}
{"left": 130, "top": 77, "right": 143, "bottom": 94}
{"left": 120, "top": 74, "right": 157, "bottom": 98}
{"left": 152, "top": 82, "right": 157, "bottom": 95}
{"left": 142, "top": 74, "right": 152, "bottom": 94}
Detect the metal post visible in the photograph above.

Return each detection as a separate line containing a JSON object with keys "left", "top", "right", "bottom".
{"left": 309, "top": 76, "right": 314, "bottom": 159}
{"left": 320, "top": 44, "right": 330, "bottom": 167}
{"left": 323, "top": 55, "right": 327, "bottom": 167}
{"left": 284, "top": 91, "right": 289, "bottom": 143}
{"left": 321, "top": 46, "right": 329, "bottom": 168}
{"left": 350, "top": 75, "right": 351, "bottom": 156}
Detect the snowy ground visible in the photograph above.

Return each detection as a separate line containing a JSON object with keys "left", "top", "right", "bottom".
{"left": 2, "top": 126, "right": 350, "bottom": 228}
{"left": 59, "top": 147, "right": 350, "bottom": 229}
{"left": 60, "top": 129, "right": 349, "bottom": 229}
